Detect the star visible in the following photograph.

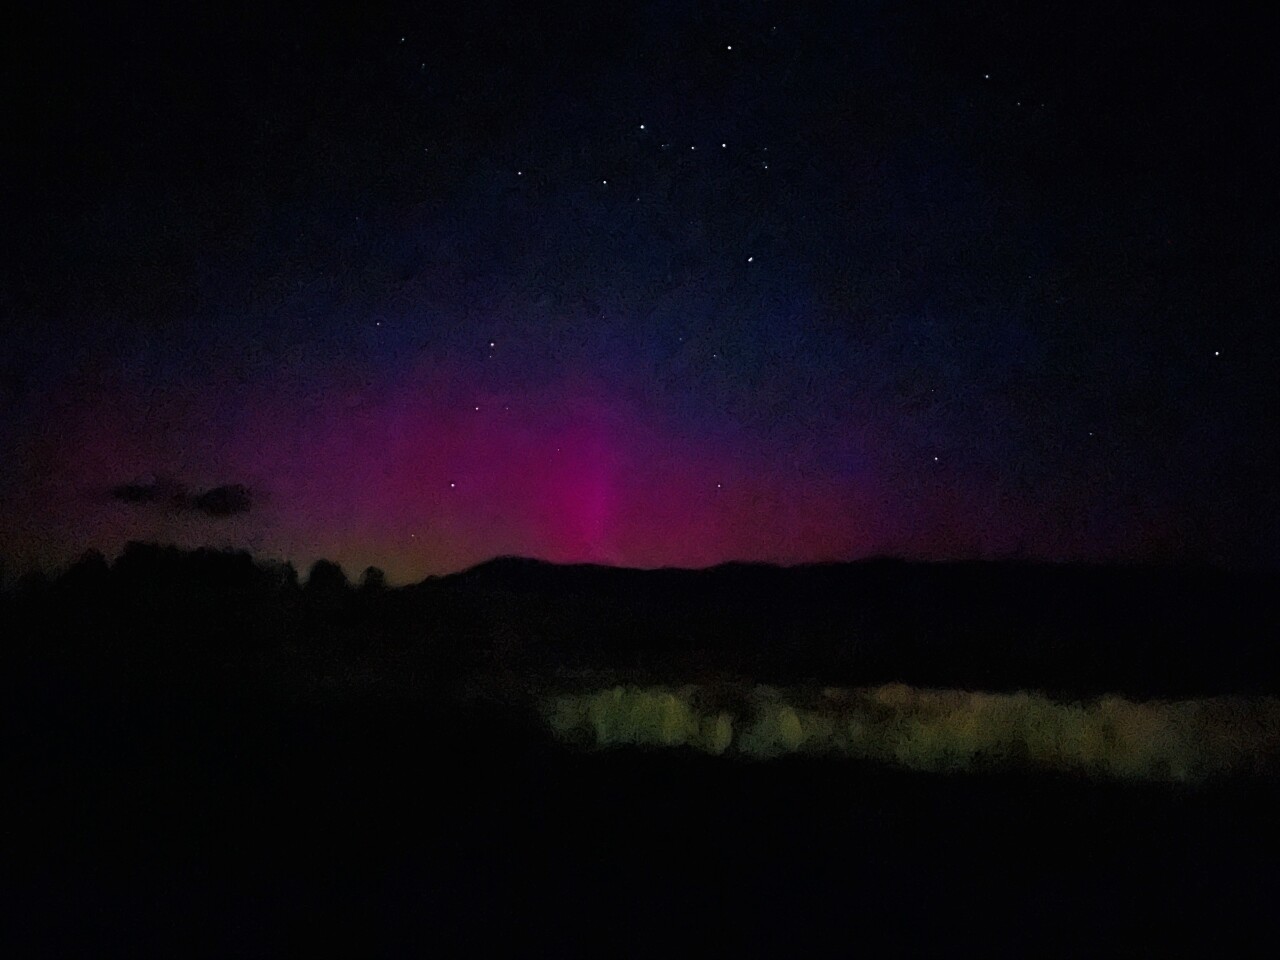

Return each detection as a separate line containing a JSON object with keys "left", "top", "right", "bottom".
{"left": 639, "top": 123, "right": 645, "bottom": 130}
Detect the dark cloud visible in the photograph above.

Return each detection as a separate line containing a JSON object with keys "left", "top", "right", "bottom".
{"left": 192, "top": 484, "right": 253, "bottom": 517}
{"left": 110, "top": 483, "right": 163, "bottom": 504}
{"left": 110, "top": 477, "right": 188, "bottom": 507}
{"left": 110, "top": 479, "right": 252, "bottom": 517}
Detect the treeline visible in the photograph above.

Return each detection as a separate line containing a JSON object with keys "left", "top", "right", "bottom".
{"left": 1, "top": 543, "right": 490, "bottom": 688}
{"left": 4, "top": 545, "right": 1280, "bottom": 698}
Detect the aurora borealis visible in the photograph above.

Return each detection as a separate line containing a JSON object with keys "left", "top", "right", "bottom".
{"left": 3, "top": 0, "right": 1277, "bottom": 582}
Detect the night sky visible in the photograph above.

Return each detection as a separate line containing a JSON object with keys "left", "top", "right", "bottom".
{"left": 3, "top": 0, "right": 1277, "bottom": 583}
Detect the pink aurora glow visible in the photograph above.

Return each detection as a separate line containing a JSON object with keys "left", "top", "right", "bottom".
{"left": 3, "top": 356, "right": 1071, "bottom": 583}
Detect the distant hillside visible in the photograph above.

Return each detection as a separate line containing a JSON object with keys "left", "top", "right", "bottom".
{"left": 416, "top": 555, "right": 1280, "bottom": 698}
{"left": 7, "top": 545, "right": 1278, "bottom": 699}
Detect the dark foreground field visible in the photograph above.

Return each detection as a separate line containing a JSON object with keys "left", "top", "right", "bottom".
{"left": 5, "top": 549, "right": 1279, "bottom": 955}
{"left": 4, "top": 665, "right": 1278, "bottom": 957}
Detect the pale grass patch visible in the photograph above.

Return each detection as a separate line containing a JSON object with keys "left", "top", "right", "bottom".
{"left": 540, "top": 681, "right": 1280, "bottom": 783}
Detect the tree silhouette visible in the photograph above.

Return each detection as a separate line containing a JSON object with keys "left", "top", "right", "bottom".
{"left": 304, "top": 559, "right": 350, "bottom": 623}
{"left": 359, "top": 566, "right": 387, "bottom": 593}
{"left": 306, "top": 559, "right": 349, "bottom": 595}
{"left": 59, "top": 548, "right": 110, "bottom": 590}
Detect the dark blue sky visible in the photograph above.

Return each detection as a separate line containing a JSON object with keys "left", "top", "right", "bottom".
{"left": 3, "top": 0, "right": 1277, "bottom": 580}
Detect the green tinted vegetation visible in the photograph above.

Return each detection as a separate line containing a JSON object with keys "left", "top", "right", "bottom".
{"left": 541, "top": 682, "right": 1280, "bottom": 783}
